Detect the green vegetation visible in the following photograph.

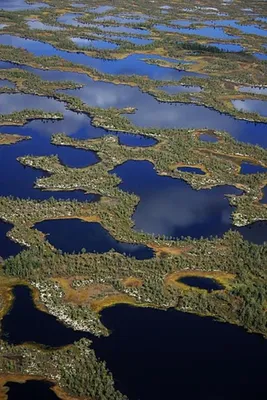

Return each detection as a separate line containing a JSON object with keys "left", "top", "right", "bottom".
{"left": 0, "top": 0, "right": 266, "bottom": 397}
{"left": 0, "top": 339, "right": 127, "bottom": 399}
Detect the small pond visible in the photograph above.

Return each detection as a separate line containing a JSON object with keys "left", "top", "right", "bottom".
{"left": 178, "top": 276, "right": 224, "bottom": 291}
{"left": 208, "top": 42, "right": 244, "bottom": 52}
{"left": 111, "top": 35, "right": 153, "bottom": 45}
{"left": 71, "top": 37, "right": 118, "bottom": 50}
{"left": 239, "top": 86, "right": 267, "bottom": 95}
{"left": 27, "top": 20, "right": 63, "bottom": 31}
{"left": 260, "top": 186, "right": 267, "bottom": 204}
{"left": 0, "top": 79, "right": 15, "bottom": 88}
{"left": 199, "top": 133, "right": 218, "bottom": 143}
{"left": 57, "top": 12, "right": 83, "bottom": 26}
{"left": 86, "top": 23, "right": 150, "bottom": 35}
{"left": 254, "top": 53, "right": 267, "bottom": 61}
{"left": 0, "top": 0, "right": 49, "bottom": 10}
{"left": 176, "top": 26, "right": 239, "bottom": 40}
{"left": 232, "top": 99, "right": 267, "bottom": 118}
{"left": 177, "top": 166, "right": 205, "bottom": 174}
{"left": 5, "top": 381, "right": 60, "bottom": 400}
{"left": 95, "top": 14, "right": 149, "bottom": 24}
{"left": 88, "top": 5, "right": 114, "bottom": 13}
{"left": 158, "top": 85, "right": 202, "bottom": 94}
{"left": 240, "top": 163, "right": 267, "bottom": 174}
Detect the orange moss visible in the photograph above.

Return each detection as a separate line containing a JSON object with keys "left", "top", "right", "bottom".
{"left": 122, "top": 277, "right": 143, "bottom": 288}
{"left": 91, "top": 294, "right": 138, "bottom": 312}
{"left": 52, "top": 277, "right": 116, "bottom": 306}
{"left": 148, "top": 244, "right": 191, "bottom": 257}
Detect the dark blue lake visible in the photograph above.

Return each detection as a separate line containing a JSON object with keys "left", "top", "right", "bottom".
{"left": 0, "top": 221, "right": 23, "bottom": 259}
{"left": 232, "top": 99, "right": 267, "bottom": 118}
{"left": 71, "top": 37, "right": 119, "bottom": 50}
{"left": 113, "top": 160, "right": 267, "bottom": 242}
{"left": 177, "top": 166, "right": 205, "bottom": 175}
{"left": 208, "top": 42, "right": 244, "bottom": 52}
{"left": 1, "top": 37, "right": 266, "bottom": 148}
{"left": 240, "top": 163, "right": 267, "bottom": 174}
{"left": 178, "top": 276, "right": 224, "bottom": 291}
{"left": 5, "top": 381, "right": 60, "bottom": 400}
{"left": 2, "top": 285, "right": 267, "bottom": 400}
{"left": 34, "top": 219, "right": 154, "bottom": 259}
{"left": 0, "top": 0, "right": 49, "bottom": 10}
{"left": 199, "top": 133, "right": 218, "bottom": 142}
{"left": 0, "top": 92, "right": 155, "bottom": 200}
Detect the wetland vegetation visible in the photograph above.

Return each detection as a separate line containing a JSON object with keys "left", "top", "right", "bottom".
{"left": 0, "top": 0, "right": 266, "bottom": 399}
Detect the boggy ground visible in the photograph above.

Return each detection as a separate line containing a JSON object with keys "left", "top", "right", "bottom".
{"left": 0, "top": 0, "right": 267, "bottom": 399}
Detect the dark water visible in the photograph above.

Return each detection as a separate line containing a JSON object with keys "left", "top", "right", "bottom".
{"left": 239, "top": 86, "right": 267, "bottom": 95}
{"left": 94, "top": 304, "right": 267, "bottom": 400}
{"left": 1, "top": 286, "right": 88, "bottom": 346}
{"left": 85, "top": 23, "right": 150, "bottom": 36}
{"left": 0, "top": 38, "right": 266, "bottom": 147}
{"left": 237, "top": 221, "right": 267, "bottom": 243}
{"left": 5, "top": 381, "right": 59, "bottom": 400}
{"left": 34, "top": 219, "right": 154, "bottom": 259}
{"left": 260, "top": 186, "right": 267, "bottom": 204}
{"left": 27, "top": 20, "right": 63, "bottom": 31}
{"left": 0, "top": 90, "right": 156, "bottom": 146}
{"left": 0, "top": 94, "right": 99, "bottom": 201}
{"left": 178, "top": 276, "right": 224, "bottom": 291}
{"left": 0, "top": 221, "right": 23, "bottom": 259}
{"left": 71, "top": 37, "right": 118, "bottom": 50}
{"left": 254, "top": 53, "right": 267, "bottom": 61}
{"left": 232, "top": 99, "right": 267, "bottom": 118}
{"left": 127, "top": 102, "right": 267, "bottom": 148}
{"left": 158, "top": 84, "right": 202, "bottom": 94}
{"left": 174, "top": 26, "right": 239, "bottom": 40}
{"left": 0, "top": 79, "right": 15, "bottom": 88}
{"left": 88, "top": 5, "right": 114, "bottom": 13}
{"left": 113, "top": 160, "right": 267, "bottom": 242}
{"left": 204, "top": 19, "right": 267, "bottom": 37}
{"left": 3, "top": 286, "right": 267, "bottom": 400}
{"left": 177, "top": 166, "right": 205, "bottom": 175}
{"left": 0, "top": 0, "right": 49, "bottom": 10}
{"left": 240, "top": 163, "right": 267, "bottom": 174}
{"left": 112, "top": 35, "right": 153, "bottom": 45}
{"left": 0, "top": 93, "right": 155, "bottom": 199}
{"left": 199, "top": 133, "right": 218, "bottom": 142}
{"left": 164, "top": 18, "right": 267, "bottom": 38}
{"left": 208, "top": 42, "right": 244, "bottom": 52}
{"left": 0, "top": 35, "right": 203, "bottom": 81}
{"left": 60, "top": 79, "right": 203, "bottom": 111}
{"left": 95, "top": 14, "right": 149, "bottom": 24}
{"left": 59, "top": 79, "right": 267, "bottom": 148}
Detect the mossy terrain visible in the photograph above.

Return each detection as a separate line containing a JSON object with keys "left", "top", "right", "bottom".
{"left": 0, "top": 0, "right": 266, "bottom": 398}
